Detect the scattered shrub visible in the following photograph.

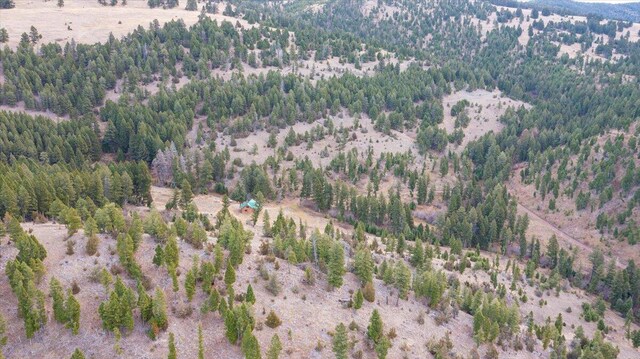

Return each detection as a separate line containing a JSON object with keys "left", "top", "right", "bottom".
{"left": 265, "top": 310, "right": 282, "bottom": 328}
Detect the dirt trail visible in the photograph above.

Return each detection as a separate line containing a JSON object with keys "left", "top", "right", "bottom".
{"left": 155, "top": 185, "right": 626, "bottom": 268}
{"left": 517, "top": 202, "right": 589, "bottom": 252}
{"left": 517, "top": 202, "right": 624, "bottom": 269}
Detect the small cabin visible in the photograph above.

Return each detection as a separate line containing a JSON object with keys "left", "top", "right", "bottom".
{"left": 239, "top": 199, "right": 259, "bottom": 214}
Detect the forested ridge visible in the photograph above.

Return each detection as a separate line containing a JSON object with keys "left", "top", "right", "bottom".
{"left": 1, "top": 0, "right": 640, "bottom": 358}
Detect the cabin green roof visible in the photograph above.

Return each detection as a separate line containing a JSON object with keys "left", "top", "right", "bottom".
{"left": 240, "top": 199, "right": 259, "bottom": 209}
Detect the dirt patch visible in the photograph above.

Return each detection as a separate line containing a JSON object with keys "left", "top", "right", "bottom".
{"left": 556, "top": 40, "right": 624, "bottom": 62}
{"left": 361, "top": 0, "right": 401, "bottom": 22}
{"left": 307, "top": 3, "right": 325, "bottom": 14}
{"left": 210, "top": 52, "right": 406, "bottom": 84}
{"left": 216, "top": 111, "right": 421, "bottom": 170}
{"left": 616, "top": 22, "right": 640, "bottom": 42}
{"left": 0, "top": 105, "right": 69, "bottom": 122}
{"left": 440, "top": 89, "right": 531, "bottom": 152}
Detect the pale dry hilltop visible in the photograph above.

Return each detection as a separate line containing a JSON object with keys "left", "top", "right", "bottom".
{"left": 0, "top": 0, "right": 250, "bottom": 49}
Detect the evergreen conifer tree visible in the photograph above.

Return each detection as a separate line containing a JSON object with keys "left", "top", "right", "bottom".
{"left": 332, "top": 323, "right": 348, "bottom": 359}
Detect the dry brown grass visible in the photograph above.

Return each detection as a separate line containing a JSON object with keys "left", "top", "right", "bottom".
{"left": 440, "top": 89, "right": 531, "bottom": 152}
{"left": 2, "top": 191, "right": 640, "bottom": 358}
{"left": 0, "top": 0, "right": 250, "bottom": 49}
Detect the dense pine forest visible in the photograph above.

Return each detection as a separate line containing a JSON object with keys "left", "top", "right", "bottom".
{"left": 1, "top": 0, "right": 640, "bottom": 358}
